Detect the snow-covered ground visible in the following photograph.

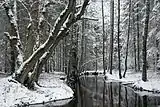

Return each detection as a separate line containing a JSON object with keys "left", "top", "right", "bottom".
{"left": 0, "top": 72, "right": 73, "bottom": 107}
{"left": 83, "top": 70, "right": 160, "bottom": 93}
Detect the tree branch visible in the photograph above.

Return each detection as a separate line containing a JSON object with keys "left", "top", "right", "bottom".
{"left": 75, "top": 0, "right": 90, "bottom": 20}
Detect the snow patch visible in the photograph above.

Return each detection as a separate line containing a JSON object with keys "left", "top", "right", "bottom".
{"left": 0, "top": 73, "right": 73, "bottom": 107}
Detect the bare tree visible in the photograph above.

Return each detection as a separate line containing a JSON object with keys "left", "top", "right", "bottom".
{"left": 136, "top": 1, "right": 140, "bottom": 72}
{"left": 117, "top": 0, "right": 122, "bottom": 79}
{"left": 142, "top": 0, "right": 150, "bottom": 82}
{"left": 101, "top": 0, "right": 106, "bottom": 75}
{"left": 123, "top": 0, "right": 132, "bottom": 78}
{"left": 109, "top": 0, "right": 114, "bottom": 74}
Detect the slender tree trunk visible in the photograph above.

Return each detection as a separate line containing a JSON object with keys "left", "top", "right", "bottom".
{"left": 117, "top": 0, "right": 122, "bottom": 79}
{"left": 142, "top": 0, "right": 150, "bottom": 82}
{"left": 59, "top": 41, "right": 62, "bottom": 72}
{"left": 95, "top": 46, "right": 98, "bottom": 72}
{"left": 4, "top": 37, "right": 8, "bottom": 73}
{"left": 101, "top": 0, "right": 106, "bottom": 75}
{"left": 109, "top": 0, "right": 114, "bottom": 74}
{"left": 80, "top": 19, "right": 85, "bottom": 72}
{"left": 64, "top": 37, "right": 67, "bottom": 73}
{"left": 62, "top": 39, "right": 65, "bottom": 72}
{"left": 136, "top": 2, "right": 140, "bottom": 72}
{"left": 84, "top": 34, "right": 87, "bottom": 71}
{"left": 123, "top": 0, "right": 132, "bottom": 77}
{"left": 134, "top": 35, "right": 137, "bottom": 72}
{"left": 132, "top": 7, "right": 137, "bottom": 72}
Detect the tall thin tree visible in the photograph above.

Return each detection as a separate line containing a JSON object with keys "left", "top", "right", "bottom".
{"left": 123, "top": 0, "right": 132, "bottom": 77}
{"left": 117, "top": 0, "right": 122, "bottom": 79}
{"left": 109, "top": 0, "right": 114, "bottom": 74}
{"left": 101, "top": 0, "right": 106, "bottom": 75}
{"left": 142, "top": 0, "right": 150, "bottom": 82}
{"left": 132, "top": 6, "right": 137, "bottom": 72}
{"left": 136, "top": 1, "right": 140, "bottom": 72}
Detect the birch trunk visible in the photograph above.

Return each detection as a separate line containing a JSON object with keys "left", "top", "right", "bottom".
{"left": 4, "top": 0, "right": 23, "bottom": 74}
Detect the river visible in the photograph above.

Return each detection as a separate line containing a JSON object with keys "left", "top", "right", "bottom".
{"left": 61, "top": 75, "right": 160, "bottom": 107}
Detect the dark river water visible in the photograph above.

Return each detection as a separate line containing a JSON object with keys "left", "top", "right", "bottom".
{"left": 62, "top": 75, "right": 160, "bottom": 107}
{"left": 30, "top": 75, "right": 160, "bottom": 107}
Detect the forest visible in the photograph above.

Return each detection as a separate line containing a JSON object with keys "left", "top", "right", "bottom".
{"left": 0, "top": 0, "right": 160, "bottom": 107}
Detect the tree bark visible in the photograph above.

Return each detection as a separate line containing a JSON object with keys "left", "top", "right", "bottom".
{"left": 79, "top": 18, "right": 85, "bottom": 72}
{"left": 142, "top": 0, "right": 150, "bottom": 82}
{"left": 102, "top": 0, "right": 106, "bottom": 75}
{"left": 117, "top": 0, "right": 122, "bottom": 79}
{"left": 132, "top": 6, "right": 137, "bottom": 72}
{"left": 4, "top": 0, "right": 23, "bottom": 74}
{"left": 136, "top": 2, "right": 140, "bottom": 72}
{"left": 109, "top": 0, "right": 114, "bottom": 74}
{"left": 67, "top": 25, "right": 78, "bottom": 91}
{"left": 123, "top": 0, "right": 132, "bottom": 78}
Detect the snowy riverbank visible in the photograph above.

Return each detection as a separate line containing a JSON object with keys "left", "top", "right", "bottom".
{"left": 82, "top": 70, "right": 160, "bottom": 93}
{"left": 0, "top": 72, "right": 73, "bottom": 107}
{"left": 106, "top": 70, "right": 160, "bottom": 93}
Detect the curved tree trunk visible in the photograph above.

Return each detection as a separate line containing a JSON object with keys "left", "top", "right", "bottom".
{"left": 13, "top": 0, "right": 89, "bottom": 87}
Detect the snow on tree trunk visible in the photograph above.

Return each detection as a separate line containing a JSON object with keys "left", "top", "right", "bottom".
{"left": 4, "top": 0, "right": 23, "bottom": 74}
{"left": 13, "top": 0, "right": 89, "bottom": 87}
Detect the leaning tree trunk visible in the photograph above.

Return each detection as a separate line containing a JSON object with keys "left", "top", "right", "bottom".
{"left": 142, "top": 0, "right": 150, "bottom": 82}
{"left": 14, "top": 0, "right": 89, "bottom": 87}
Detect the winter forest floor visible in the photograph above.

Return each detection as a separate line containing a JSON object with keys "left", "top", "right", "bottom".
{"left": 83, "top": 70, "right": 160, "bottom": 94}
{"left": 0, "top": 72, "right": 73, "bottom": 107}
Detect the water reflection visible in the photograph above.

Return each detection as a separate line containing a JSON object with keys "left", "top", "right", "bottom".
{"left": 77, "top": 75, "right": 160, "bottom": 107}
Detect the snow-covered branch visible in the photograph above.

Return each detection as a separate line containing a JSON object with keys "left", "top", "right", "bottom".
{"left": 76, "top": 4, "right": 82, "bottom": 9}
{"left": 44, "top": 0, "right": 66, "bottom": 8}
{"left": 52, "top": 0, "right": 75, "bottom": 35}
{"left": 14, "top": 0, "right": 90, "bottom": 84}
{"left": 75, "top": 0, "right": 90, "bottom": 20}
{"left": 81, "top": 16, "right": 99, "bottom": 21}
